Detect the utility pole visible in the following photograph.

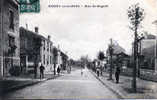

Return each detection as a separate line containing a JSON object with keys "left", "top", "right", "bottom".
{"left": 109, "top": 38, "right": 113, "bottom": 80}
{"left": 133, "top": 24, "right": 138, "bottom": 92}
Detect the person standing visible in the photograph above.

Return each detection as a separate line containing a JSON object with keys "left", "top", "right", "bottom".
{"left": 96, "top": 68, "right": 100, "bottom": 77}
{"left": 115, "top": 66, "right": 120, "bottom": 83}
{"left": 40, "top": 64, "right": 45, "bottom": 79}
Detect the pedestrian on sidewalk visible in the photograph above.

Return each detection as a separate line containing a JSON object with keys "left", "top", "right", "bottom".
{"left": 96, "top": 68, "right": 100, "bottom": 77}
{"left": 115, "top": 66, "right": 120, "bottom": 83}
{"left": 57, "top": 66, "right": 60, "bottom": 75}
{"left": 40, "top": 64, "right": 45, "bottom": 79}
{"left": 81, "top": 69, "right": 83, "bottom": 76}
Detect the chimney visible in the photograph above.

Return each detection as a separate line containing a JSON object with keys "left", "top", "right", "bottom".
{"left": 26, "top": 23, "right": 28, "bottom": 29}
{"left": 35, "top": 27, "right": 39, "bottom": 33}
{"left": 48, "top": 35, "right": 51, "bottom": 40}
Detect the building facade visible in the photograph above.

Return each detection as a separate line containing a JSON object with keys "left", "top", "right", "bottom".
{"left": 60, "top": 51, "right": 68, "bottom": 70}
{"left": 0, "top": 0, "right": 20, "bottom": 78}
{"left": 41, "top": 35, "right": 54, "bottom": 74}
{"left": 152, "top": 20, "right": 157, "bottom": 72}
{"left": 20, "top": 27, "right": 54, "bottom": 75}
{"left": 140, "top": 34, "right": 157, "bottom": 71}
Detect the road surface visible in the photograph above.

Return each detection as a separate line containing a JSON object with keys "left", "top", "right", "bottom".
{"left": 2, "top": 68, "right": 118, "bottom": 99}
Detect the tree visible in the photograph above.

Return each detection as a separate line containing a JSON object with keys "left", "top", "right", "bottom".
{"left": 98, "top": 51, "right": 105, "bottom": 61}
{"left": 79, "top": 55, "right": 91, "bottom": 68}
{"left": 127, "top": 3, "right": 145, "bottom": 92}
{"left": 97, "top": 51, "right": 105, "bottom": 75}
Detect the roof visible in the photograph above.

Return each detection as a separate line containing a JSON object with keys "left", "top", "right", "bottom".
{"left": 61, "top": 51, "right": 68, "bottom": 58}
{"left": 106, "top": 43, "right": 126, "bottom": 55}
{"left": 20, "top": 27, "right": 53, "bottom": 43}
{"left": 144, "top": 33, "right": 156, "bottom": 39}
{"left": 116, "top": 52, "right": 129, "bottom": 57}
{"left": 7, "top": 0, "right": 19, "bottom": 9}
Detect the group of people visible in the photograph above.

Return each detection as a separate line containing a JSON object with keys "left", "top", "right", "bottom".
{"left": 96, "top": 65, "right": 121, "bottom": 84}
{"left": 39, "top": 64, "right": 61, "bottom": 79}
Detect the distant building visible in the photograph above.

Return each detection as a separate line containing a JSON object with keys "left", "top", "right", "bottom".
{"left": 53, "top": 48, "right": 68, "bottom": 70}
{"left": 60, "top": 51, "right": 68, "bottom": 70}
{"left": 152, "top": 20, "right": 157, "bottom": 72}
{"left": 20, "top": 27, "right": 54, "bottom": 74}
{"left": 0, "top": 0, "right": 20, "bottom": 78}
{"left": 106, "top": 42, "right": 126, "bottom": 61}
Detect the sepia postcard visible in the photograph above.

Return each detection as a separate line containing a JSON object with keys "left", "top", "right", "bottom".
{"left": 0, "top": 0, "right": 157, "bottom": 99}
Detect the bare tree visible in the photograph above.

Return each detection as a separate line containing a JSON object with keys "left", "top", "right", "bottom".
{"left": 127, "top": 3, "right": 145, "bottom": 92}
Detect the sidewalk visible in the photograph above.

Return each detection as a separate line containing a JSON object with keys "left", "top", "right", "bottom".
{"left": 90, "top": 70, "right": 157, "bottom": 99}
{"left": 0, "top": 73, "right": 62, "bottom": 95}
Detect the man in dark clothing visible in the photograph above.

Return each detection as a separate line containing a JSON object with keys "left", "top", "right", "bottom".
{"left": 96, "top": 68, "right": 100, "bottom": 77}
{"left": 57, "top": 67, "right": 60, "bottom": 75}
{"left": 40, "top": 64, "right": 45, "bottom": 79}
{"left": 115, "top": 66, "right": 120, "bottom": 83}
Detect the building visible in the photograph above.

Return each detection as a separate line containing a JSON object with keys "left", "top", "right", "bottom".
{"left": 20, "top": 27, "right": 54, "bottom": 75}
{"left": 106, "top": 41, "right": 126, "bottom": 63}
{"left": 54, "top": 48, "right": 68, "bottom": 70}
{"left": 140, "top": 34, "right": 157, "bottom": 70}
{"left": 41, "top": 34, "right": 54, "bottom": 74}
{"left": 152, "top": 20, "right": 157, "bottom": 72}
{"left": 60, "top": 51, "right": 68, "bottom": 70}
{"left": 0, "top": 0, "right": 20, "bottom": 78}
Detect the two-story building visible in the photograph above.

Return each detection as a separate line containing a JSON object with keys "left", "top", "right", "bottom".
{"left": 20, "top": 27, "right": 54, "bottom": 75}
{"left": 0, "top": 0, "right": 20, "bottom": 78}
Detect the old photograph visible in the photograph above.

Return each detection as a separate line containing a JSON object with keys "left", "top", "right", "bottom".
{"left": 0, "top": 0, "right": 157, "bottom": 99}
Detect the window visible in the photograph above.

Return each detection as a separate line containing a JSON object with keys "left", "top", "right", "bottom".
{"left": 43, "top": 40, "right": 45, "bottom": 51}
{"left": 47, "top": 42, "right": 49, "bottom": 52}
{"left": 24, "top": 38, "right": 27, "bottom": 48}
{"left": 47, "top": 56, "right": 49, "bottom": 65}
{"left": 8, "top": 35, "right": 16, "bottom": 56}
{"left": 50, "top": 56, "right": 51, "bottom": 64}
{"left": 9, "top": 10, "right": 14, "bottom": 30}
{"left": 43, "top": 55, "right": 45, "bottom": 64}
{"left": 50, "top": 43, "right": 52, "bottom": 52}
{"left": 8, "top": 35, "right": 15, "bottom": 47}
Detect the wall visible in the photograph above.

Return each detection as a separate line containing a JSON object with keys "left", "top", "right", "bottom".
{"left": 41, "top": 39, "right": 54, "bottom": 74}
{"left": 2, "top": 0, "right": 20, "bottom": 76}
{"left": 0, "top": 0, "right": 3, "bottom": 78}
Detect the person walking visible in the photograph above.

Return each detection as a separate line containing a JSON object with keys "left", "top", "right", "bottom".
{"left": 40, "top": 64, "right": 45, "bottom": 79}
{"left": 57, "top": 66, "right": 60, "bottom": 75}
{"left": 96, "top": 68, "right": 100, "bottom": 77}
{"left": 115, "top": 66, "right": 120, "bottom": 83}
{"left": 81, "top": 69, "right": 83, "bottom": 76}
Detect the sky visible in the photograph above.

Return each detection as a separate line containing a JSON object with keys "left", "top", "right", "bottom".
{"left": 19, "top": 0, "right": 157, "bottom": 60}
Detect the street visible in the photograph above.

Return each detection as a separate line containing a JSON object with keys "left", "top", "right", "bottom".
{"left": 2, "top": 68, "right": 118, "bottom": 99}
